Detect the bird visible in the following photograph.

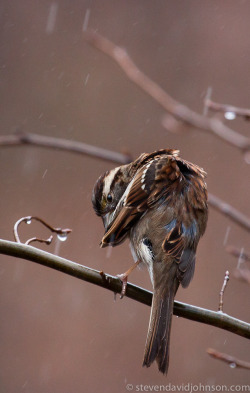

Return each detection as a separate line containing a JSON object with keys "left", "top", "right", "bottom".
{"left": 92, "top": 148, "right": 208, "bottom": 375}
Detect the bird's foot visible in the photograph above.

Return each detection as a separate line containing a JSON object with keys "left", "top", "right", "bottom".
{"left": 117, "top": 272, "right": 128, "bottom": 299}
{"left": 117, "top": 260, "right": 141, "bottom": 299}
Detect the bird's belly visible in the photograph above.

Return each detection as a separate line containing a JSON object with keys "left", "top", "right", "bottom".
{"left": 129, "top": 206, "right": 175, "bottom": 285}
{"left": 129, "top": 239, "right": 155, "bottom": 285}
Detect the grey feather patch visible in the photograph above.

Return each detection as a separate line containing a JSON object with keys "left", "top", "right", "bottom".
{"left": 177, "top": 249, "right": 196, "bottom": 288}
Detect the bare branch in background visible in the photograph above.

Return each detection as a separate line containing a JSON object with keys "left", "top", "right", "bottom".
{"left": 84, "top": 30, "right": 250, "bottom": 154}
{"left": 0, "top": 238, "right": 250, "bottom": 339}
{"left": 161, "top": 114, "right": 187, "bottom": 134}
{"left": 205, "top": 98, "right": 250, "bottom": 121}
{"left": 208, "top": 193, "right": 250, "bottom": 232}
{"left": 13, "top": 216, "right": 72, "bottom": 245}
{"left": 0, "top": 131, "right": 132, "bottom": 165}
{"left": 1, "top": 134, "right": 249, "bottom": 231}
{"left": 207, "top": 348, "right": 250, "bottom": 370}
{"left": 226, "top": 245, "right": 250, "bottom": 262}
{"left": 218, "top": 271, "right": 229, "bottom": 313}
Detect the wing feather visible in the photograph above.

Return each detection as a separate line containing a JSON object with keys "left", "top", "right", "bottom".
{"left": 101, "top": 154, "right": 181, "bottom": 246}
{"left": 101, "top": 149, "right": 207, "bottom": 267}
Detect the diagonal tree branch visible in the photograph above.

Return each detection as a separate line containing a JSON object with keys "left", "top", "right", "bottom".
{"left": 0, "top": 239, "right": 250, "bottom": 339}
{"left": 208, "top": 193, "right": 250, "bottom": 232}
{"left": 0, "top": 131, "right": 131, "bottom": 165}
{"left": 84, "top": 30, "right": 250, "bottom": 153}
{"left": 226, "top": 245, "right": 250, "bottom": 262}
{"left": 207, "top": 348, "right": 250, "bottom": 370}
{"left": 205, "top": 98, "right": 250, "bottom": 121}
{"left": 1, "top": 131, "right": 249, "bottom": 231}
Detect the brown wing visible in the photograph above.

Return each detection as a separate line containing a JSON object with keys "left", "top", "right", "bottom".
{"left": 161, "top": 157, "right": 207, "bottom": 287}
{"left": 101, "top": 150, "right": 207, "bottom": 268}
{"left": 162, "top": 222, "right": 197, "bottom": 288}
{"left": 101, "top": 153, "right": 182, "bottom": 246}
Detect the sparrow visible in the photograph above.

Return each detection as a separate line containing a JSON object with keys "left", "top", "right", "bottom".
{"left": 92, "top": 148, "right": 208, "bottom": 375}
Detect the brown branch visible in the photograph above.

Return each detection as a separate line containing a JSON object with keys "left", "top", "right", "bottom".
{"left": 226, "top": 246, "right": 250, "bottom": 262}
{"left": 205, "top": 98, "right": 250, "bottom": 121}
{"left": 13, "top": 216, "right": 72, "bottom": 245}
{"left": 218, "top": 271, "right": 229, "bottom": 313}
{"left": 208, "top": 193, "right": 250, "bottom": 232}
{"left": 2, "top": 136, "right": 249, "bottom": 232}
{"left": 0, "top": 238, "right": 250, "bottom": 339}
{"left": 207, "top": 348, "right": 250, "bottom": 370}
{"left": 0, "top": 131, "right": 132, "bottom": 165}
{"left": 26, "top": 235, "right": 53, "bottom": 246}
{"left": 84, "top": 30, "right": 250, "bottom": 153}
{"left": 2, "top": 137, "right": 249, "bottom": 232}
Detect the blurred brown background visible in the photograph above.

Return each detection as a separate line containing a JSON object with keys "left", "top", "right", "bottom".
{"left": 0, "top": 1, "right": 249, "bottom": 392}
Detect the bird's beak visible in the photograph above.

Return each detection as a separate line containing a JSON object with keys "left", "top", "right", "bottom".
{"left": 100, "top": 240, "right": 108, "bottom": 248}
{"left": 102, "top": 213, "right": 111, "bottom": 232}
{"left": 100, "top": 213, "right": 113, "bottom": 248}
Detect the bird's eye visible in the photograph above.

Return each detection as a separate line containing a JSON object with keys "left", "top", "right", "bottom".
{"left": 107, "top": 193, "right": 113, "bottom": 203}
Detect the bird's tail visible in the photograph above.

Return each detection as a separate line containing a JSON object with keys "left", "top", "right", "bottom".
{"left": 143, "top": 278, "right": 179, "bottom": 375}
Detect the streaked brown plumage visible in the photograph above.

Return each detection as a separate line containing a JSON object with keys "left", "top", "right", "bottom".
{"left": 92, "top": 149, "right": 208, "bottom": 375}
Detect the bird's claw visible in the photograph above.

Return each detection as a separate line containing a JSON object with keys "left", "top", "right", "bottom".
{"left": 117, "top": 273, "right": 128, "bottom": 299}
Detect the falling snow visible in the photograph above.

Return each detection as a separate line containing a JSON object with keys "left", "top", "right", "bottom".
{"left": 82, "top": 8, "right": 91, "bottom": 31}
{"left": 46, "top": 3, "right": 58, "bottom": 34}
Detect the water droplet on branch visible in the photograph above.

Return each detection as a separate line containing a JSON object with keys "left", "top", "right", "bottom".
{"left": 224, "top": 111, "right": 236, "bottom": 120}
{"left": 57, "top": 232, "right": 68, "bottom": 242}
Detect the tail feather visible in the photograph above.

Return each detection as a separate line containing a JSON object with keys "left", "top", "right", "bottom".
{"left": 143, "top": 280, "right": 178, "bottom": 375}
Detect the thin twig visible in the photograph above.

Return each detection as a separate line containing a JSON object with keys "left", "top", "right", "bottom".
{"left": 0, "top": 132, "right": 132, "bottom": 165}
{"left": 26, "top": 235, "right": 53, "bottom": 246}
{"left": 226, "top": 246, "right": 250, "bottom": 262}
{"left": 205, "top": 98, "right": 250, "bottom": 121}
{"left": 218, "top": 271, "right": 230, "bottom": 312}
{"left": 13, "top": 216, "right": 72, "bottom": 244}
{"left": 84, "top": 30, "right": 250, "bottom": 153}
{"left": 0, "top": 239, "right": 250, "bottom": 339}
{"left": 207, "top": 348, "right": 250, "bottom": 370}
{"left": 208, "top": 193, "right": 250, "bottom": 232}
